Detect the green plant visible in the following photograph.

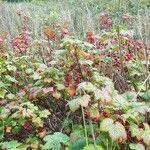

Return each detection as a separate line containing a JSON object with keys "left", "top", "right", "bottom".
{"left": 43, "top": 132, "right": 69, "bottom": 150}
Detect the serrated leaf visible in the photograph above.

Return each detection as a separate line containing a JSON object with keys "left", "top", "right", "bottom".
{"left": 78, "top": 82, "right": 96, "bottom": 93}
{"left": 122, "top": 111, "right": 138, "bottom": 122}
{"left": 68, "top": 95, "right": 91, "bottom": 112}
{"left": 100, "top": 118, "right": 114, "bottom": 132}
{"left": 68, "top": 98, "right": 80, "bottom": 112}
{"left": 108, "top": 122, "right": 127, "bottom": 141}
{"left": 92, "top": 72, "right": 114, "bottom": 88}
{"left": 132, "top": 103, "right": 150, "bottom": 114}
{"left": 43, "top": 132, "right": 69, "bottom": 150}
{"left": 113, "top": 94, "right": 129, "bottom": 109}
{"left": 78, "top": 94, "right": 91, "bottom": 107}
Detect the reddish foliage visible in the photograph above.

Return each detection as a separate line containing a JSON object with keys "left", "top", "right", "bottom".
{"left": 23, "top": 122, "right": 31, "bottom": 130}
{"left": 86, "top": 32, "right": 95, "bottom": 44}
{"left": 11, "top": 30, "right": 31, "bottom": 53}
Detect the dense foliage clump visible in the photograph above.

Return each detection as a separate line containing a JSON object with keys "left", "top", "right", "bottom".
{"left": 0, "top": 1, "right": 150, "bottom": 150}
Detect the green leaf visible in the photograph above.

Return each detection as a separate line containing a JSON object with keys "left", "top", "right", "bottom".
{"left": 77, "top": 82, "right": 96, "bottom": 93}
{"left": 33, "top": 80, "right": 44, "bottom": 86}
{"left": 78, "top": 94, "right": 91, "bottom": 107}
{"left": 56, "top": 83, "right": 65, "bottom": 90}
{"left": 94, "top": 88, "right": 103, "bottom": 101}
{"left": 122, "top": 111, "right": 138, "bottom": 122}
{"left": 92, "top": 72, "right": 114, "bottom": 88}
{"left": 130, "top": 123, "right": 139, "bottom": 137}
{"left": 143, "top": 123, "right": 149, "bottom": 130}
{"left": 68, "top": 98, "right": 80, "bottom": 112}
{"left": 131, "top": 102, "right": 150, "bottom": 114}
{"left": 0, "top": 89, "right": 7, "bottom": 99}
{"left": 70, "top": 131, "right": 84, "bottom": 143}
{"left": 68, "top": 95, "right": 91, "bottom": 112}
{"left": 42, "top": 67, "right": 62, "bottom": 79}
{"left": 39, "top": 110, "right": 50, "bottom": 118}
{"left": 142, "top": 129, "right": 150, "bottom": 146}
{"left": 100, "top": 118, "right": 114, "bottom": 132}
{"left": 108, "top": 122, "right": 127, "bottom": 141}
{"left": 71, "top": 139, "right": 86, "bottom": 150}
{"left": 54, "top": 49, "right": 67, "bottom": 57}
{"left": 5, "top": 75, "right": 18, "bottom": 83}
{"left": 123, "top": 92, "right": 136, "bottom": 102}
{"left": 43, "top": 132, "right": 69, "bottom": 150}
{"left": 129, "top": 143, "right": 145, "bottom": 150}
{"left": 0, "top": 81, "right": 6, "bottom": 88}
{"left": 112, "top": 94, "right": 129, "bottom": 109}
{"left": 32, "top": 117, "right": 42, "bottom": 126}
{"left": 0, "top": 140, "right": 22, "bottom": 150}
{"left": 141, "top": 90, "right": 150, "bottom": 101}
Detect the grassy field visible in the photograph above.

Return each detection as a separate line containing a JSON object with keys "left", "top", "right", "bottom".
{"left": 0, "top": 0, "right": 150, "bottom": 39}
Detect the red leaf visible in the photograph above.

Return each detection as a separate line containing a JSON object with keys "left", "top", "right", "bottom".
{"left": 68, "top": 85, "right": 76, "bottom": 97}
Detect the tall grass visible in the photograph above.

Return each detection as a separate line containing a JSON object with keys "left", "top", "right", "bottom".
{"left": 0, "top": 0, "right": 149, "bottom": 40}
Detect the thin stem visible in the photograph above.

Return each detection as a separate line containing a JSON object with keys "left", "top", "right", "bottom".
{"left": 60, "top": 112, "right": 71, "bottom": 132}
{"left": 81, "top": 106, "right": 88, "bottom": 146}
{"left": 106, "top": 139, "right": 109, "bottom": 150}
{"left": 136, "top": 73, "right": 150, "bottom": 98}
{"left": 89, "top": 118, "right": 97, "bottom": 147}
{"left": 117, "top": 28, "right": 124, "bottom": 75}
{"left": 117, "top": 0, "right": 124, "bottom": 75}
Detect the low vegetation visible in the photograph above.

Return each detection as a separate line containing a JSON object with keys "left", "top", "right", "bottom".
{"left": 0, "top": 0, "right": 149, "bottom": 149}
